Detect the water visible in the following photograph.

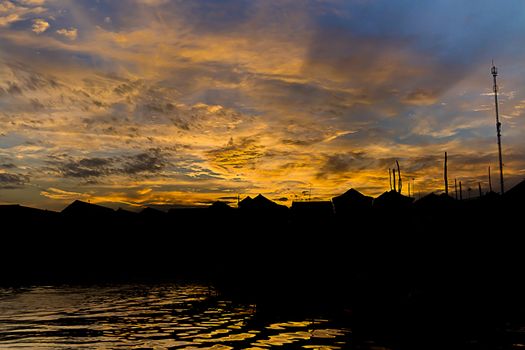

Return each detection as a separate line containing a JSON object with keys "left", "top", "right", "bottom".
{"left": 0, "top": 284, "right": 356, "bottom": 350}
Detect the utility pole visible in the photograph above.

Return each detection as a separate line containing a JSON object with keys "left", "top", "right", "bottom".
{"left": 393, "top": 168, "right": 396, "bottom": 192}
{"left": 488, "top": 166, "right": 493, "bottom": 193}
{"left": 444, "top": 152, "right": 449, "bottom": 196}
{"left": 396, "top": 160, "right": 402, "bottom": 194}
{"left": 478, "top": 182, "right": 482, "bottom": 197}
{"left": 491, "top": 62, "right": 505, "bottom": 194}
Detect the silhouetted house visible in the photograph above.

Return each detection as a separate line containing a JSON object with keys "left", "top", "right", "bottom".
{"left": 140, "top": 207, "right": 166, "bottom": 220}
{"left": 238, "top": 194, "right": 286, "bottom": 211}
{"left": 168, "top": 207, "right": 209, "bottom": 229}
{"left": 414, "top": 193, "right": 455, "bottom": 212}
{"left": 466, "top": 190, "right": 501, "bottom": 213}
{"left": 61, "top": 200, "right": 114, "bottom": 219}
{"left": 504, "top": 179, "right": 525, "bottom": 203}
{"left": 291, "top": 201, "right": 333, "bottom": 223}
{"left": 373, "top": 190, "right": 414, "bottom": 210}
{"left": 502, "top": 179, "right": 525, "bottom": 213}
{"left": 115, "top": 207, "right": 138, "bottom": 219}
{"left": 332, "top": 188, "right": 373, "bottom": 216}
{"left": 238, "top": 194, "right": 288, "bottom": 224}
{"left": 0, "top": 204, "right": 57, "bottom": 228}
{"left": 238, "top": 196, "right": 253, "bottom": 209}
{"left": 209, "top": 201, "right": 234, "bottom": 212}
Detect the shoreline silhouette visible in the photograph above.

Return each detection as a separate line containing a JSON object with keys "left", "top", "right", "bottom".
{"left": 1, "top": 180, "right": 524, "bottom": 349}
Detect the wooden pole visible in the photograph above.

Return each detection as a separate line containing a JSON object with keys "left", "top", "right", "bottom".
{"left": 393, "top": 168, "right": 396, "bottom": 192}
{"left": 478, "top": 182, "right": 482, "bottom": 197}
{"left": 444, "top": 152, "right": 449, "bottom": 196}
{"left": 488, "top": 166, "right": 493, "bottom": 193}
{"left": 396, "top": 160, "right": 402, "bottom": 194}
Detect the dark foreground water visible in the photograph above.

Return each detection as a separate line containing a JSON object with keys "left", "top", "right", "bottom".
{"left": 0, "top": 284, "right": 360, "bottom": 350}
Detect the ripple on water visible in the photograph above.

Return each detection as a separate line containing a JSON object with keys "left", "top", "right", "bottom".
{"left": 0, "top": 284, "right": 353, "bottom": 350}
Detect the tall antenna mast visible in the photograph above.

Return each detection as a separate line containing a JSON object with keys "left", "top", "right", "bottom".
{"left": 491, "top": 61, "right": 505, "bottom": 194}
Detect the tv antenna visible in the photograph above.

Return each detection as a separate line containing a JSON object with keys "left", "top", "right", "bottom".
{"left": 491, "top": 61, "right": 505, "bottom": 194}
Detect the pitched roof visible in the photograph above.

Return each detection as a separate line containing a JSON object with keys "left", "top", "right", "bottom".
{"left": 332, "top": 188, "right": 373, "bottom": 211}
{"left": 505, "top": 179, "right": 525, "bottom": 199}
{"left": 61, "top": 200, "right": 114, "bottom": 216}
{"left": 373, "top": 190, "right": 414, "bottom": 209}
{"left": 239, "top": 194, "right": 287, "bottom": 210}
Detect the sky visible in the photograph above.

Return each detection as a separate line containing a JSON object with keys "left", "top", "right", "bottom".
{"left": 1, "top": 0, "right": 525, "bottom": 210}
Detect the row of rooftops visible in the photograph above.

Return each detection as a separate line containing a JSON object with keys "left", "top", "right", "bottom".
{"left": 1, "top": 179, "right": 523, "bottom": 220}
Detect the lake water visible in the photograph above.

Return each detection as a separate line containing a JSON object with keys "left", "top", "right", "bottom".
{"left": 0, "top": 284, "right": 359, "bottom": 350}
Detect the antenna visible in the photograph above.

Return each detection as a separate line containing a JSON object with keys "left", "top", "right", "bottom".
{"left": 491, "top": 61, "right": 505, "bottom": 194}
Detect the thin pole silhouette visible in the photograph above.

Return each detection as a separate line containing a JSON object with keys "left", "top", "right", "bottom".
{"left": 444, "top": 152, "right": 449, "bottom": 196}
{"left": 393, "top": 168, "right": 396, "bottom": 192}
{"left": 488, "top": 166, "right": 493, "bottom": 193}
{"left": 491, "top": 62, "right": 505, "bottom": 194}
{"left": 478, "top": 182, "right": 482, "bottom": 197}
{"left": 454, "top": 178, "right": 458, "bottom": 200}
{"left": 396, "top": 160, "right": 402, "bottom": 194}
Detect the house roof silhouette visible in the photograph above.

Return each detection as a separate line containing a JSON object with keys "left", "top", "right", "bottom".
{"left": 373, "top": 190, "right": 414, "bottom": 209}
{"left": 238, "top": 194, "right": 288, "bottom": 212}
{"left": 332, "top": 188, "right": 373, "bottom": 213}
{"left": 61, "top": 200, "right": 114, "bottom": 216}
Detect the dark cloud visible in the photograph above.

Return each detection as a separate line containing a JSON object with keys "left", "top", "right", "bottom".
{"left": 0, "top": 163, "right": 16, "bottom": 169}
{"left": 114, "top": 80, "right": 144, "bottom": 96}
{"left": 123, "top": 148, "right": 166, "bottom": 174}
{"left": 173, "top": 0, "right": 254, "bottom": 34}
{"left": 317, "top": 152, "right": 375, "bottom": 178}
{"left": 7, "top": 82, "right": 22, "bottom": 95}
{"left": 4, "top": 63, "right": 61, "bottom": 93}
{"left": 207, "top": 137, "right": 264, "bottom": 170}
{"left": 59, "top": 157, "right": 114, "bottom": 178}
{"left": 49, "top": 149, "right": 168, "bottom": 179}
{"left": 0, "top": 173, "right": 29, "bottom": 189}
{"left": 218, "top": 196, "right": 239, "bottom": 201}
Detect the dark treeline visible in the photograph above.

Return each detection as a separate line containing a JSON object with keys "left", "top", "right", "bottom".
{"left": 1, "top": 180, "right": 525, "bottom": 349}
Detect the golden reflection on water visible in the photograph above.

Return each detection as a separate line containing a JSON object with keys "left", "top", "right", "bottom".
{"left": 0, "top": 285, "right": 357, "bottom": 350}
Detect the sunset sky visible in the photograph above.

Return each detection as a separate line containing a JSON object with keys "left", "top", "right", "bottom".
{"left": 1, "top": 0, "right": 525, "bottom": 210}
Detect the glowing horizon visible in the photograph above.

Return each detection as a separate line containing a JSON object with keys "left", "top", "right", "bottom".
{"left": 1, "top": 0, "right": 525, "bottom": 211}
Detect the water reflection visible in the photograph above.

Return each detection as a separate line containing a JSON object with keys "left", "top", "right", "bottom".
{"left": 0, "top": 285, "right": 358, "bottom": 350}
